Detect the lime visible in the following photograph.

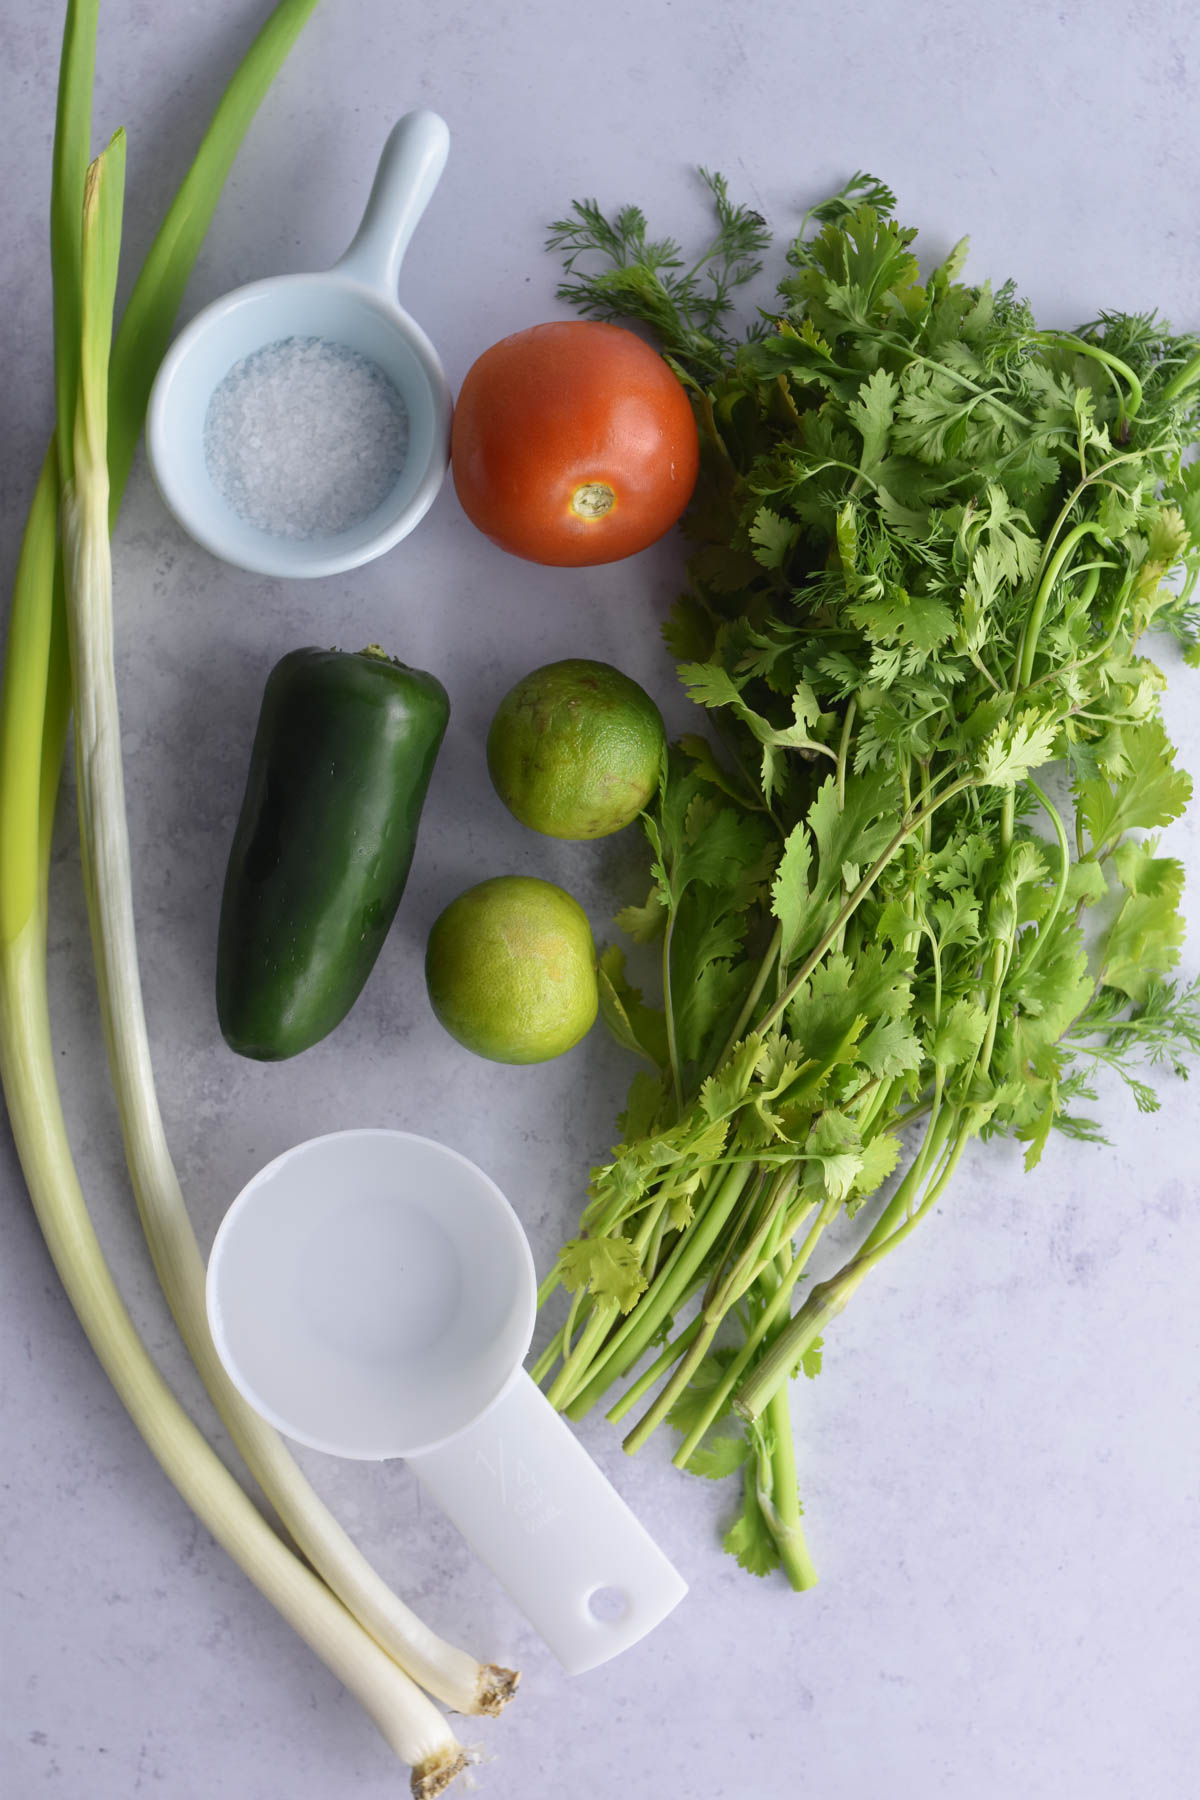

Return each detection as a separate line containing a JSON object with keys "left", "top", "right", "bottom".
{"left": 486, "top": 658, "right": 665, "bottom": 840}
{"left": 424, "top": 875, "right": 598, "bottom": 1064}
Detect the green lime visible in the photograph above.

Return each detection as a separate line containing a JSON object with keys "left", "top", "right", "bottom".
{"left": 425, "top": 875, "right": 598, "bottom": 1064}
{"left": 486, "top": 658, "right": 665, "bottom": 840}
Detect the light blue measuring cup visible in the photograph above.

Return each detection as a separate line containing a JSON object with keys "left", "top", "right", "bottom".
{"left": 146, "top": 111, "right": 452, "bottom": 579}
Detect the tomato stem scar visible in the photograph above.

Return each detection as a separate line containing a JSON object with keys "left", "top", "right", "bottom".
{"left": 570, "top": 482, "right": 616, "bottom": 519}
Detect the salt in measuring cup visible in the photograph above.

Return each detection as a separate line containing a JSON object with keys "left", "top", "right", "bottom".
{"left": 205, "top": 1129, "right": 687, "bottom": 1673}
{"left": 146, "top": 111, "right": 452, "bottom": 579}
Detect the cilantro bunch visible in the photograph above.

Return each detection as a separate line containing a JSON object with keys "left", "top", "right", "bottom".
{"left": 533, "top": 177, "right": 1200, "bottom": 1587}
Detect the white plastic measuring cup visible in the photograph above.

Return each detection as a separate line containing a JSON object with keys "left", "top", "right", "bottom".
{"left": 146, "top": 111, "right": 452, "bottom": 579}
{"left": 205, "top": 1129, "right": 687, "bottom": 1674}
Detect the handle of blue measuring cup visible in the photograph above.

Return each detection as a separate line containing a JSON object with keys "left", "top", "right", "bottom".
{"left": 334, "top": 111, "right": 450, "bottom": 295}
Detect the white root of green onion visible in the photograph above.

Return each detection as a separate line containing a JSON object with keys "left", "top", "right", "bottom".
{"left": 48, "top": 142, "right": 496, "bottom": 1789}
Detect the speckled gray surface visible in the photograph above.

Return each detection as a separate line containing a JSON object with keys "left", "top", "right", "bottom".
{"left": 2, "top": 2, "right": 1199, "bottom": 1796}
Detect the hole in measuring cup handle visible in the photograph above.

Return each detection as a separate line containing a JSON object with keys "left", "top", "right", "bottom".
{"left": 586, "top": 1585, "right": 631, "bottom": 1623}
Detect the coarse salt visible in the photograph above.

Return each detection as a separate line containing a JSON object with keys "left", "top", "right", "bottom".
{"left": 203, "top": 335, "right": 409, "bottom": 540}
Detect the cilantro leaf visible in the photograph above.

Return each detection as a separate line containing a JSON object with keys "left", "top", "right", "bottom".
{"left": 699, "top": 1033, "right": 767, "bottom": 1121}
{"left": 1064, "top": 859, "right": 1108, "bottom": 909}
{"left": 617, "top": 1069, "right": 668, "bottom": 1142}
{"left": 722, "top": 1469, "right": 781, "bottom": 1578}
{"left": 977, "top": 710, "right": 1059, "bottom": 788}
{"left": 802, "top": 1109, "right": 863, "bottom": 1202}
{"left": 597, "top": 945, "right": 669, "bottom": 1068}
{"left": 852, "top": 1133, "right": 903, "bottom": 1200}
{"left": 932, "top": 997, "right": 988, "bottom": 1073}
{"left": 777, "top": 772, "right": 902, "bottom": 965}
{"left": 688, "top": 1432, "right": 751, "bottom": 1480}
{"left": 771, "top": 822, "right": 814, "bottom": 965}
{"left": 846, "top": 366, "right": 899, "bottom": 475}
{"left": 556, "top": 1237, "right": 647, "bottom": 1314}
{"left": 846, "top": 587, "right": 956, "bottom": 655}
{"left": 750, "top": 506, "right": 801, "bottom": 570}
{"left": 1102, "top": 855, "right": 1186, "bottom": 1002}
{"left": 857, "top": 1013, "right": 923, "bottom": 1078}
{"left": 1079, "top": 718, "right": 1193, "bottom": 847}
{"left": 615, "top": 888, "right": 668, "bottom": 943}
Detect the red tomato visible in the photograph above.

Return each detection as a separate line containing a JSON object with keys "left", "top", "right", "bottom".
{"left": 450, "top": 320, "right": 700, "bottom": 566}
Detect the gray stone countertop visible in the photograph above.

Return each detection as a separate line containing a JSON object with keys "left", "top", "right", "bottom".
{"left": 2, "top": 2, "right": 1198, "bottom": 1796}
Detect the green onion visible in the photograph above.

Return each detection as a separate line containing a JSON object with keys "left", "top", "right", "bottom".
{"left": 1, "top": 1, "right": 509, "bottom": 1782}
{"left": 81, "top": 17, "right": 517, "bottom": 1719}
{"left": 20, "top": 122, "right": 469, "bottom": 1798}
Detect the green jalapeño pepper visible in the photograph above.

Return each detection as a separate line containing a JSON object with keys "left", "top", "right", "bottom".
{"left": 216, "top": 645, "right": 449, "bottom": 1060}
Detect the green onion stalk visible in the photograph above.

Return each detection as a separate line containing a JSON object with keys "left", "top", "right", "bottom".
{"left": 1, "top": 2, "right": 511, "bottom": 1787}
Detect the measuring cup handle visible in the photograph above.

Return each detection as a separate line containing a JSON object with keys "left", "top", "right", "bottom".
{"left": 334, "top": 111, "right": 450, "bottom": 294}
{"left": 406, "top": 1371, "right": 687, "bottom": 1674}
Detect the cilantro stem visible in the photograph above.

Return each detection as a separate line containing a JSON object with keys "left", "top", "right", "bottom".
{"left": 736, "top": 1195, "right": 818, "bottom": 1298}
{"left": 764, "top": 1383, "right": 817, "bottom": 1590}
{"left": 563, "top": 1157, "right": 755, "bottom": 1420}
{"left": 967, "top": 648, "right": 1003, "bottom": 695}
{"left": 888, "top": 1097, "right": 933, "bottom": 1133}
{"left": 737, "top": 1114, "right": 971, "bottom": 1422}
{"left": 536, "top": 1266, "right": 563, "bottom": 1308}
{"left": 881, "top": 340, "right": 1033, "bottom": 432}
{"left": 1034, "top": 332, "right": 1143, "bottom": 426}
{"left": 623, "top": 1167, "right": 794, "bottom": 1450}
{"left": 1016, "top": 776, "right": 1072, "bottom": 983}
{"left": 641, "top": 1197, "right": 670, "bottom": 1276}
{"left": 1015, "top": 522, "right": 1108, "bottom": 691}
{"left": 623, "top": 1315, "right": 718, "bottom": 1451}
{"left": 733, "top": 1262, "right": 869, "bottom": 1424}
{"left": 547, "top": 1299, "right": 620, "bottom": 1410}
{"left": 672, "top": 1194, "right": 839, "bottom": 1469}
{"left": 714, "top": 922, "right": 781, "bottom": 1077}
{"left": 706, "top": 1165, "right": 798, "bottom": 1318}
{"left": 1022, "top": 578, "right": 1128, "bottom": 694}
{"left": 859, "top": 1094, "right": 955, "bottom": 1257}
{"left": 972, "top": 677, "right": 1023, "bottom": 1086}
{"left": 747, "top": 1249, "right": 819, "bottom": 1589}
{"left": 529, "top": 1324, "right": 566, "bottom": 1386}
{"left": 835, "top": 698, "right": 856, "bottom": 809}
{"left": 1158, "top": 345, "right": 1200, "bottom": 406}
{"left": 853, "top": 1075, "right": 896, "bottom": 1139}
{"left": 917, "top": 758, "right": 935, "bottom": 849}
{"left": 662, "top": 910, "right": 685, "bottom": 1116}
{"left": 560, "top": 1283, "right": 587, "bottom": 1362}
{"left": 703, "top": 1166, "right": 773, "bottom": 1306}
{"left": 1032, "top": 445, "right": 1173, "bottom": 595}
{"left": 605, "top": 1315, "right": 705, "bottom": 1425}
{"left": 975, "top": 913, "right": 1018, "bottom": 1084}
{"left": 547, "top": 1195, "right": 681, "bottom": 1402}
